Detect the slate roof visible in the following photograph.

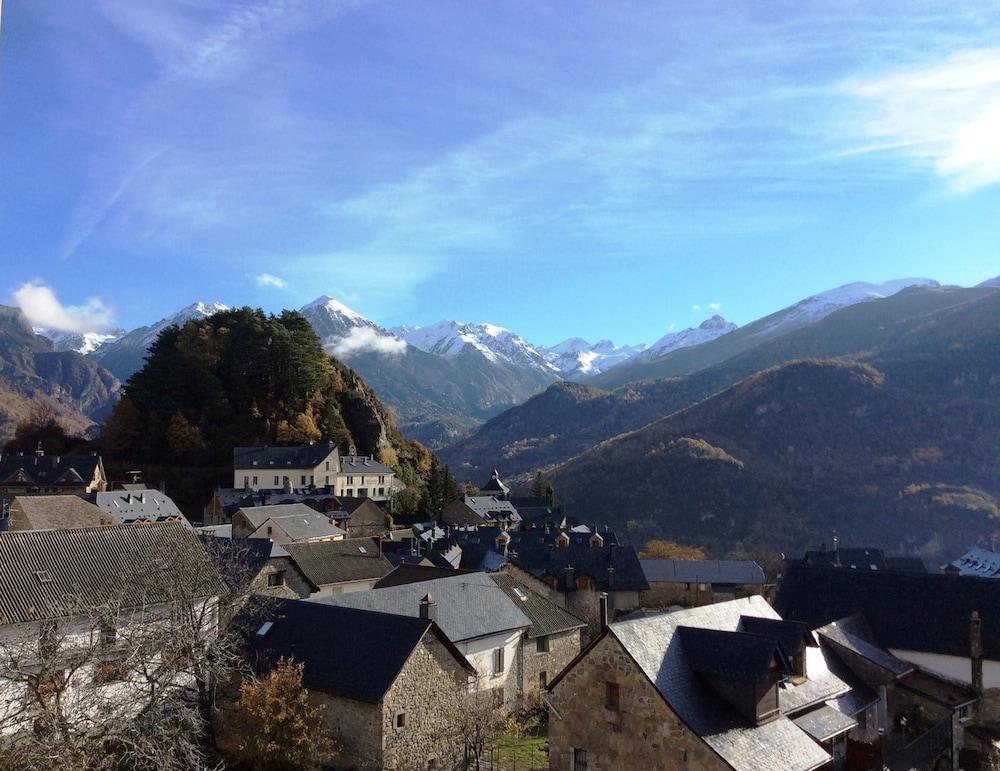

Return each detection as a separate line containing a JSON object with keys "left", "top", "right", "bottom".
{"left": 0, "top": 523, "right": 224, "bottom": 625}
{"left": 579, "top": 597, "right": 832, "bottom": 771}
{"left": 798, "top": 547, "right": 926, "bottom": 573}
{"left": 489, "top": 572, "right": 585, "bottom": 639}
{"left": 775, "top": 563, "right": 1000, "bottom": 660}
{"left": 738, "top": 616, "right": 816, "bottom": 658}
{"left": 209, "top": 487, "right": 345, "bottom": 517}
{"left": 374, "top": 564, "right": 472, "bottom": 589}
{"left": 237, "top": 504, "right": 346, "bottom": 541}
{"left": 319, "top": 571, "right": 531, "bottom": 643}
{"left": 677, "top": 626, "right": 792, "bottom": 681}
{"left": 641, "top": 559, "right": 765, "bottom": 586}
{"left": 0, "top": 453, "right": 102, "bottom": 488}
{"left": 234, "top": 444, "right": 338, "bottom": 469}
{"left": 480, "top": 468, "right": 509, "bottom": 496}
{"left": 283, "top": 539, "right": 391, "bottom": 587}
{"left": 241, "top": 598, "right": 474, "bottom": 703}
{"left": 792, "top": 705, "right": 857, "bottom": 743}
{"left": 947, "top": 547, "right": 1000, "bottom": 579}
{"left": 339, "top": 455, "right": 393, "bottom": 475}
{"left": 463, "top": 495, "right": 521, "bottom": 523}
{"left": 815, "top": 615, "right": 913, "bottom": 677}
{"left": 440, "top": 500, "right": 487, "bottom": 527}
{"left": 7, "top": 495, "right": 114, "bottom": 530}
{"left": 509, "top": 543, "right": 649, "bottom": 592}
{"left": 86, "top": 489, "right": 188, "bottom": 525}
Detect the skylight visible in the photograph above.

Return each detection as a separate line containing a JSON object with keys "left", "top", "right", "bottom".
{"left": 35, "top": 570, "right": 53, "bottom": 584}
{"left": 358, "top": 546, "right": 367, "bottom": 553}
{"left": 256, "top": 621, "right": 274, "bottom": 637}
{"left": 513, "top": 587, "right": 528, "bottom": 601}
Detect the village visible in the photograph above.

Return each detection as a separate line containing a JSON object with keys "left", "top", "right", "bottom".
{"left": 1, "top": 444, "right": 998, "bottom": 770}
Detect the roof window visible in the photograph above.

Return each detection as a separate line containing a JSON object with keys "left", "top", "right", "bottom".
{"left": 35, "top": 570, "right": 54, "bottom": 584}
{"left": 513, "top": 587, "right": 528, "bottom": 601}
{"left": 256, "top": 621, "right": 274, "bottom": 637}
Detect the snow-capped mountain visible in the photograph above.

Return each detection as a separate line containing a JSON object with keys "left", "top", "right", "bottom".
{"left": 395, "top": 320, "right": 558, "bottom": 376}
{"left": 636, "top": 315, "right": 737, "bottom": 360}
{"left": 39, "top": 329, "right": 125, "bottom": 355}
{"left": 299, "top": 296, "right": 405, "bottom": 357}
{"left": 89, "top": 301, "right": 229, "bottom": 381}
{"left": 541, "top": 338, "right": 647, "bottom": 379}
{"left": 759, "top": 278, "right": 939, "bottom": 335}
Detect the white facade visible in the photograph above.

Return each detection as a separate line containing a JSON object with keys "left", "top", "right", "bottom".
{"left": 456, "top": 629, "right": 523, "bottom": 710}
{"left": 309, "top": 577, "right": 382, "bottom": 598}
{"left": 234, "top": 448, "right": 397, "bottom": 501}
{"left": 889, "top": 648, "right": 1000, "bottom": 689}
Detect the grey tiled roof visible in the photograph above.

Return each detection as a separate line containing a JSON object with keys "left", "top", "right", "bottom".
{"left": 8, "top": 495, "right": 113, "bottom": 530}
{"left": 0, "top": 453, "right": 102, "bottom": 488}
{"left": 641, "top": 559, "right": 765, "bottom": 586}
{"left": 0, "top": 523, "right": 224, "bottom": 624}
{"left": 319, "top": 571, "right": 531, "bottom": 643}
{"left": 816, "top": 615, "right": 913, "bottom": 677}
{"left": 792, "top": 705, "right": 857, "bottom": 743}
{"left": 283, "top": 539, "right": 391, "bottom": 587}
{"left": 238, "top": 504, "right": 346, "bottom": 541}
{"left": 463, "top": 495, "right": 521, "bottom": 522}
{"left": 234, "top": 444, "right": 337, "bottom": 469}
{"left": 609, "top": 597, "right": 831, "bottom": 771}
{"left": 339, "top": 455, "right": 393, "bottom": 475}
{"left": 948, "top": 547, "right": 1000, "bottom": 578}
{"left": 490, "top": 572, "right": 585, "bottom": 639}
{"left": 87, "top": 489, "right": 188, "bottom": 525}
{"left": 777, "top": 643, "right": 852, "bottom": 715}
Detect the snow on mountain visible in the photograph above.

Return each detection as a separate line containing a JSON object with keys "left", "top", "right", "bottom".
{"left": 40, "top": 329, "right": 125, "bottom": 355}
{"left": 541, "top": 337, "right": 647, "bottom": 378}
{"left": 760, "top": 278, "right": 939, "bottom": 334}
{"left": 636, "top": 315, "right": 738, "bottom": 361}
{"left": 397, "top": 320, "right": 558, "bottom": 375}
{"left": 299, "top": 296, "right": 405, "bottom": 356}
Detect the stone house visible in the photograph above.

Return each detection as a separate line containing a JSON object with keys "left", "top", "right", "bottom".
{"left": 0, "top": 523, "right": 223, "bottom": 737}
{"left": 282, "top": 537, "right": 393, "bottom": 597}
{"left": 201, "top": 536, "right": 314, "bottom": 600}
{"left": 319, "top": 571, "right": 531, "bottom": 711}
{"left": 0, "top": 449, "right": 107, "bottom": 495}
{"left": 231, "top": 503, "right": 347, "bottom": 544}
{"left": 640, "top": 559, "right": 765, "bottom": 609}
{"left": 5, "top": 494, "right": 116, "bottom": 530}
{"left": 546, "top": 597, "right": 860, "bottom": 771}
{"left": 489, "top": 572, "right": 584, "bottom": 699}
{"left": 338, "top": 496, "right": 393, "bottom": 538}
{"left": 235, "top": 598, "right": 476, "bottom": 770}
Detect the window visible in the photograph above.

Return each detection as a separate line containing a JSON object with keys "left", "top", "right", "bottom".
{"left": 378, "top": 487, "right": 385, "bottom": 496}
{"left": 536, "top": 636, "right": 549, "bottom": 653}
{"left": 573, "top": 748, "right": 588, "bottom": 771}
{"left": 959, "top": 705, "right": 971, "bottom": 722}
{"left": 301, "top": 475, "right": 306, "bottom": 485}
{"left": 325, "top": 461, "right": 330, "bottom": 471}
{"left": 267, "top": 571, "right": 286, "bottom": 587}
{"left": 348, "top": 476, "right": 354, "bottom": 485}
{"left": 252, "top": 475, "right": 258, "bottom": 485}
{"left": 243, "top": 476, "right": 249, "bottom": 486}
{"left": 266, "top": 526, "right": 273, "bottom": 535}
{"left": 274, "top": 475, "right": 279, "bottom": 485}
{"left": 606, "top": 681, "right": 620, "bottom": 711}
{"left": 576, "top": 575, "right": 591, "bottom": 590}
{"left": 379, "top": 475, "right": 385, "bottom": 484}
{"left": 325, "top": 475, "right": 330, "bottom": 485}
{"left": 539, "top": 671, "right": 547, "bottom": 689}
{"left": 493, "top": 646, "right": 505, "bottom": 675}
{"left": 395, "top": 712, "right": 405, "bottom": 729}
{"left": 347, "top": 489, "right": 354, "bottom": 497}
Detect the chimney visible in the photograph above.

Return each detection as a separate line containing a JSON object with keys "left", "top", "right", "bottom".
{"left": 377, "top": 535, "right": 383, "bottom": 558}
{"left": 971, "top": 610, "right": 984, "bottom": 708}
{"left": 607, "top": 564, "right": 615, "bottom": 590}
{"left": 419, "top": 593, "right": 437, "bottom": 622}
{"left": 36, "top": 443, "right": 44, "bottom": 457}
{"left": 564, "top": 565, "right": 575, "bottom": 590}
{"left": 599, "top": 592, "right": 609, "bottom": 630}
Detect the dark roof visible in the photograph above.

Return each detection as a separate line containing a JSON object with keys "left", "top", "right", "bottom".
{"left": 283, "top": 539, "right": 391, "bottom": 587}
{"left": 792, "top": 705, "right": 857, "bottom": 743}
{"left": 0, "top": 523, "right": 224, "bottom": 625}
{"left": 234, "top": 444, "right": 337, "bottom": 469}
{"left": 509, "top": 543, "right": 649, "bottom": 592}
{"left": 440, "top": 500, "right": 485, "bottom": 527}
{"left": 489, "top": 572, "right": 585, "bottom": 638}
{"left": 775, "top": 562, "right": 1000, "bottom": 660}
{"left": 240, "top": 598, "right": 474, "bottom": 703}
{"left": 210, "top": 487, "right": 345, "bottom": 516}
{"left": 642, "top": 559, "right": 765, "bottom": 586}
{"left": 463, "top": 495, "right": 521, "bottom": 523}
{"left": 480, "top": 468, "right": 509, "bottom": 495}
{"left": 815, "top": 615, "right": 913, "bottom": 677}
{"left": 798, "top": 547, "right": 926, "bottom": 573}
{"left": 677, "top": 626, "right": 792, "bottom": 681}
{"left": 374, "top": 564, "right": 472, "bottom": 589}
{"left": 339, "top": 455, "right": 393, "bottom": 475}
{"left": 321, "top": 571, "right": 531, "bottom": 642}
{"left": 0, "top": 453, "right": 102, "bottom": 488}
{"left": 738, "top": 616, "right": 817, "bottom": 657}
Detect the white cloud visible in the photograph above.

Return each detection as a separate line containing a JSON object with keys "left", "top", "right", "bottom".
{"left": 708, "top": 302, "right": 722, "bottom": 310}
{"left": 256, "top": 272, "right": 287, "bottom": 289}
{"left": 12, "top": 282, "right": 116, "bottom": 333}
{"left": 691, "top": 304, "right": 702, "bottom": 312}
{"left": 331, "top": 327, "right": 406, "bottom": 357}
{"left": 844, "top": 49, "right": 1000, "bottom": 192}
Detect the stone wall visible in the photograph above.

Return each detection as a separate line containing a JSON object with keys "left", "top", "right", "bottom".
{"left": 381, "top": 631, "right": 470, "bottom": 770}
{"left": 346, "top": 499, "right": 391, "bottom": 537}
{"left": 251, "top": 556, "right": 312, "bottom": 599}
{"left": 312, "top": 691, "right": 382, "bottom": 768}
{"left": 548, "top": 633, "right": 727, "bottom": 771}
{"left": 522, "top": 629, "right": 581, "bottom": 701}
{"left": 644, "top": 581, "right": 762, "bottom": 609}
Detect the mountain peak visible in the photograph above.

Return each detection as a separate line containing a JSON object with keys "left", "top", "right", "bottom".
{"left": 300, "top": 295, "right": 367, "bottom": 323}
{"left": 699, "top": 314, "right": 731, "bottom": 330}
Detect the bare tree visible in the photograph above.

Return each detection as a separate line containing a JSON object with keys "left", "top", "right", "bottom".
{"left": 0, "top": 529, "right": 269, "bottom": 770}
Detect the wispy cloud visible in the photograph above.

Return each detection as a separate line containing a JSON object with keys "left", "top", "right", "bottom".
{"left": 256, "top": 272, "right": 287, "bottom": 289}
{"left": 331, "top": 326, "right": 406, "bottom": 357}
{"left": 708, "top": 302, "right": 721, "bottom": 311}
{"left": 691, "top": 304, "right": 702, "bottom": 312}
{"left": 843, "top": 48, "right": 1000, "bottom": 192}
{"left": 12, "top": 281, "right": 116, "bottom": 333}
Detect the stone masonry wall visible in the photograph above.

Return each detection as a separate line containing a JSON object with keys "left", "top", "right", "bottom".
{"left": 522, "top": 629, "right": 581, "bottom": 702}
{"left": 548, "top": 633, "right": 728, "bottom": 771}
{"left": 311, "top": 691, "right": 382, "bottom": 769}
{"left": 381, "top": 631, "right": 471, "bottom": 771}
{"left": 251, "top": 556, "right": 312, "bottom": 599}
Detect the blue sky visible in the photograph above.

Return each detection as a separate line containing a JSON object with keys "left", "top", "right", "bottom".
{"left": 1, "top": 1, "right": 999, "bottom": 346}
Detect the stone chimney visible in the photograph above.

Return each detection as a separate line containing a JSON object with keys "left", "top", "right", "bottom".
{"left": 419, "top": 593, "right": 437, "bottom": 623}
{"left": 599, "top": 592, "right": 609, "bottom": 630}
{"left": 564, "top": 565, "right": 575, "bottom": 591}
{"left": 972, "top": 610, "right": 984, "bottom": 714}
